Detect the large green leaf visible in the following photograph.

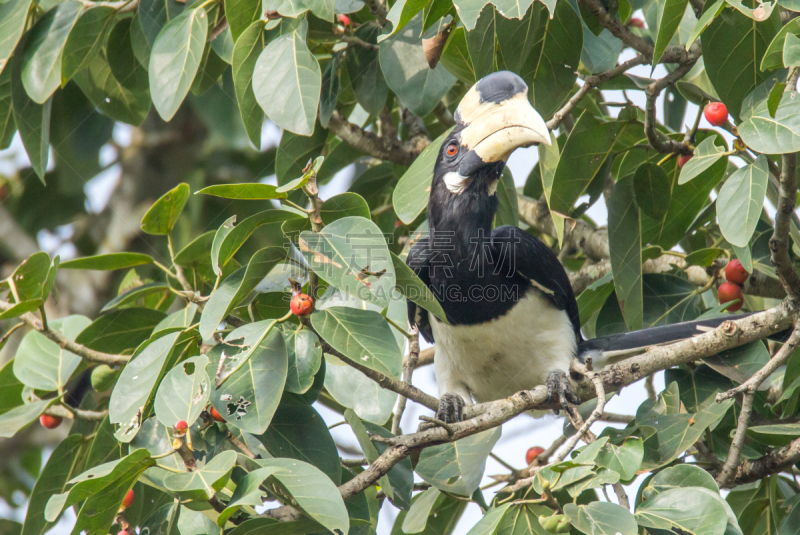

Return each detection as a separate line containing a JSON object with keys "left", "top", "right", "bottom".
{"left": 209, "top": 327, "right": 287, "bottom": 434}
{"left": 151, "top": 450, "right": 237, "bottom": 500}
{"left": 391, "top": 251, "right": 448, "bottom": 323}
{"left": 595, "top": 436, "right": 643, "bottom": 481}
{"left": 14, "top": 315, "right": 91, "bottom": 391}
{"left": 11, "top": 54, "right": 51, "bottom": 182}
{"left": 0, "top": 0, "right": 32, "bottom": 70}
{"left": 281, "top": 325, "right": 323, "bottom": 394}
{"left": 0, "top": 66, "right": 14, "bottom": 150}
{"left": 319, "top": 52, "right": 341, "bottom": 127}
{"left": 311, "top": 307, "right": 402, "bottom": 377}
{"left": 761, "top": 18, "right": 800, "bottom": 70}
{"left": 455, "top": 0, "right": 537, "bottom": 30}
{"left": 642, "top": 464, "right": 719, "bottom": 499}
{"left": 324, "top": 354, "right": 398, "bottom": 423}
{"left": 154, "top": 355, "right": 211, "bottom": 427}
{"left": 141, "top": 183, "right": 190, "bottom": 235}
{"left": 61, "top": 6, "right": 115, "bottom": 84}
{"left": 737, "top": 89, "right": 800, "bottom": 153}
{"left": 608, "top": 176, "right": 642, "bottom": 332}
{"left": 199, "top": 247, "right": 285, "bottom": 340}
{"left": 379, "top": 15, "right": 456, "bottom": 117}
{"left": 565, "top": 502, "right": 638, "bottom": 535}
{"left": 393, "top": 128, "right": 452, "bottom": 224}
{"left": 60, "top": 252, "right": 155, "bottom": 270}
{"left": 633, "top": 162, "right": 670, "bottom": 220}
{"left": 466, "top": 5, "right": 496, "bottom": 80}
{"left": 226, "top": 0, "right": 262, "bottom": 39}
{"left": 253, "top": 21, "right": 320, "bottom": 136}
{"left": 197, "top": 183, "right": 287, "bottom": 200}
{"left": 262, "top": 0, "right": 335, "bottom": 21}
{"left": 439, "top": 27, "right": 477, "bottom": 84}
{"left": 678, "top": 136, "right": 727, "bottom": 184}
{"left": 75, "top": 308, "right": 165, "bottom": 354}
{"left": 747, "top": 423, "right": 800, "bottom": 446}
{"left": 635, "top": 487, "right": 729, "bottom": 535}
{"left": 232, "top": 21, "right": 266, "bottom": 148}
{"left": 345, "top": 24, "right": 387, "bottom": 116}
{"left": 20, "top": 1, "right": 82, "bottom": 104}
{"left": 0, "top": 360, "right": 24, "bottom": 415}
{"left": 717, "top": 155, "right": 768, "bottom": 247}
{"left": 415, "top": 427, "right": 501, "bottom": 496}
{"left": 651, "top": 0, "right": 689, "bottom": 66}
{"left": 402, "top": 487, "right": 442, "bottom": 533}
{"left": 138, "top": 0, "right": 186, "bottom": 46}
{"left": 216, "top": 465, "right": 281, "bottom": 526}
{"left": 702, "top": 7, "right": 780, "bottom": 120}
{"left": 149, "top": 7, "right": 208, "bottom": 121}
{"left": 0, "top": 398, "right": 53, "bottom": 438}
{"left": 299, "top": 216, "right": 396, "bottom": 308}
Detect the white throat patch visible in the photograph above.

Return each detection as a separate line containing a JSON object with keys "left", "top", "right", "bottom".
{"left": 443, "top": 171, "right": 472, "bottom": 194}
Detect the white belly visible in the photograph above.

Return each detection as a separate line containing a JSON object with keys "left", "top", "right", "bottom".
{"left": 431, "top": 290, "right": 577, "bottom": 405}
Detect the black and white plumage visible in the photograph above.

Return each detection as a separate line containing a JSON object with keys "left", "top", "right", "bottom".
{"left": 405, "top": 71, "right": 746, "bottom": 423}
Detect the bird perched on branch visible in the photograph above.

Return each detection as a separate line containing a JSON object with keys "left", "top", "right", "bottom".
{"left": 406, "top": 71, "right": 749, "bottom": 424}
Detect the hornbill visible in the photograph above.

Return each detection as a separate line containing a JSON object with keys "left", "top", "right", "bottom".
{"left": 406, "top": 71, "right": 750, "bottom": 423}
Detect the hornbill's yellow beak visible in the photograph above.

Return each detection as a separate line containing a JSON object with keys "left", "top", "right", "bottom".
{"left": 452, "top": 71, "right": 551, "bottom": 177}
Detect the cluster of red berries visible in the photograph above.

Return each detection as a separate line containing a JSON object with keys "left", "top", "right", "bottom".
{"left": 677, "top": 102, "right": 729, "bottom": 169}
{"left": 719, "top": 260, "right": 749, "bottom": 312}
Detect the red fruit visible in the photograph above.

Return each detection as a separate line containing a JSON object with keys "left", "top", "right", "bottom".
{"left": 719, "top": 281, "right": 744, "bottom": 312}
{"left": 678, "top": 154, "right": 692, "bottom": 168}
{"left": 122, "top": 489, "right": 134, "bottom": 509}
{"left": 209, "top": 406, "right": 225, "bottom": 422}
{"left": 290, "top": 293, "right": 314, "bottom": 316}
{"left": 337, "top": 14, "right": 350, "bottom": 25}
{"left": 704, "top": 102, "right": 728, "bottom": 127}
{"left": 526, "top": 446, "right": 545, "bottom": 465}
{"left": 40, "top": 414, "right": 62, "bottom": 429}
{"left": 174, "top": 420, "right": 188, "bottom": 432}
{"left": 626, "top": 17, "right": 645, "bottom": 28}
{"left": 725, "top": 259, "right": 749, "bottom": 285}
{"left": 119, "top": 531, "right": 129, "bottom": 535}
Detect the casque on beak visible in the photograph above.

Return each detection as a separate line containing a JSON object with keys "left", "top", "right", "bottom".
{"left": 453, "top": 72, "right": 551, "bottom": 177}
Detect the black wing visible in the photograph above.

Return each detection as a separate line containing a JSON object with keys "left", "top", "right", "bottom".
{"left": 406, "top": 238, "right": 434, "bottom": 343}
{"left": 491, "top": 225, "right": 581, "bottom": 342}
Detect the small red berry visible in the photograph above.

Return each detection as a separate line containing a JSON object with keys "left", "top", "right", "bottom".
{"left": 119, "top": 531, "right": 129, "bottom": 535}
{"left": 209, "top": 406, "right": 225, "bottom": 422}
{"left": 719, "top": 281, "right": 744, "bottom": 312}
{"left": 725, "top": 259, "right": 749, "bottom": 285}
{"left": 526, "top": 446, "right": 545, "bottom": 465}
{"left": 122, "top": 489, "right": 134, "bottom": 509}
{"left": 40, "top": 414, "right": 62, "bottom": 429}
{"left": 704, "top": 102, "right": 728, "bottom": 127}
{"left": 174, "top": 420, "right": 188, "bottom": 432}
{"left": 290, "top": 293, "right": 314, "bottom": 316}
{"left": 678, "top": 154, "right": 692, "bottom": 168}
{"left": 626, "top": 17, "right": 645, "bottom": 28}
{"left": 337, "top": 14, "right": 350, "bottom": 26}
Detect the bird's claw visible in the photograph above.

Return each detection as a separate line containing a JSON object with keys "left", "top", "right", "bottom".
{"left": 436, "top": 392, "right": 466, "bottom": 424}
{"left": 546, "top": 369, "right": 578, "bottom": 415}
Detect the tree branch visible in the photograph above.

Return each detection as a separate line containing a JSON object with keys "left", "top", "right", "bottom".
{"left": 715, "top": 391, "right": 754, "bottom": 487}
{"left": 326, "top": 111, "right": 422, "bottom": 166}
{"left": 392, "top": 324, "right": 420, "bottom": 434}
{"left": 644, "top": 59, "right": 698, "bottom": 155}
{"left": 734, "top": 435, "right": 800, "bottom": 486}
{"left": 769, "top": 152, "right": 800, "bottom": 301}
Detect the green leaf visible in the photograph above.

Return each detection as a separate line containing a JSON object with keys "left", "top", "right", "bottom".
{"left": 61, "top": 6, "right": 115, "bottom": 84}
{"left": 0, "top": 0, "right": 32, "bottom": 70}
{"left": 466, "top": 5, "right": 496, "bottom": 80}
{"left": 324, "top": 354, "right": 398, "bottom": 424}
{"left": 633, "top": 163, "right": 670, "bottom": 220}
{"left": 60, "top": 253, "right": 155, "bottom": 271}
{"left": 635, "top": 487, "right": 729, "bottom": 535}
{"left": 210, "top": 210, "right": 300, "bottom": 275}
{"left": 565, "top": 502, "right": 638, "bottom": 535}
{"left": 386, "top": 0, "right": 431, "bottom": 36}
{"left": 138, "top": 0, "right": 186, "bottom": 46}
{"left": 101, "top": 282, "right": 171, "bottom": 312}
{"left": 281, "top": 325, "right": 323, "bottom": 394}
{"left": 0, "top": 398, "right": 52, "bottom": 438}
{"left": 439, "top": 26, "right": 476, "bottom": 84}
{"left": 679, "top": 136, "right": 727, "bottom": 184}
{"left": 299, "top": 216, "right": 396, "bottom": 308}
{"left": 226, "top": 0, "right": 262, "bottom": 40}
{"left": 642, "top": 464, "right": 719, "bottom": 499}
{"left": 747, "top": 423, "right": 800, "bottom": 446}
{"left": 686, "top": 0, "right": 724, "bottom": 49}
{"left": 651, "top": 0, "right": 689, "bottom": 66}
{"left": 785, "top": 33, "right": 800, "bottom": 67}
{"left": 149, "top": 7, "right": 208, "bottom": 121}
{"left": 253, "top": 21, "right": 320, "bottom": 136}
{"left": 379, "top": 15, "right": 456, "bottom": 116}
{"left": 391, "top": 252, "right": 448, "bottom": 323}
{"left": 702, "top": 7, "right": 780, "bottom": 121}
{"left": 108, "top": 331, "right": 181, "bottom": 440}
{"left": 20, "top": 1, "right": 82, "bottom": 104}
{"left": 311, "top": 307, "right": 402, "bottom": 377}
{"left": 595, "top": 436, "right": 643, "bottom": 481}
{"left": 153, "top": 450, "right": 236, "bottom": 500}
{"left": 262, "top": 0, "right": 335, "bottom": 21}
{"left": 717, "top": 155, "right": 769, "bottom": 247}
{"left": 577, "top": 273, "right": 614, "bottom": 327}
{"left": 608, "top": 176, "right": 642, "bottom": 332}
{"left": 393, "top": 128, "right": 452, "bottom": 224}
{"left": 402, "top": 487, "right": 442, "bottom": 533}
{"left": 232, "top": 20, "right": 265, "bottom": 148}
{"left": 495, "top": 504, "right": 551, "bottom": 535}
{"left": 702, "top": 341, "right": 770, "bottom": 384}
{"left": 199, "top": 247, "right": 285, "bottom": 340}
{"left": 319, "top": 53, "right": 341, "bottom": 128}
{"left": 320, "top": 192, "right": 370, "bottom": 223}
{"left": 761, "top": 18, "right": 800, "bottom": 70}
{"left": 11, "top": 54, "right": 51, "bottom": 182}
{"left": 275, "top": 127, "right": 326, "bottom": 185}
{"left": 197, "top": 183, "right": 286, "bottom": 200}
{"left": 14, "top": 315, "right": 91, "bottom": 391}
{"left": 44, "top": 449, "right": 154, "bottom": 522}
{"left": 415, "top": 427, "right": 501, "bottom": 496}
{"left": 0, "top": 66, "right": 14, "bottom": 150}
{"left": 21, "top": 434, "right": 86, "bottom": 535}
{"left": 209, "top": 328, "right": 288, "bottom": 434}
{"left": 0, "top": 360, "right": 24, "bottom": 415}
{"left": 257, "top": 403, "right": 340, "bottom": 483}
{"left": 455, "top": 0, "right": 537, "bottom": 30}
{"left": 738, "top": 89, "right": 800, "bottom": 152}
{"left": 154, "top": 355, "right": 211, "bottom": 427}
{"left": 141, "top": 183, "right": 190, "bottom": 235}
{"left": 345, "top": 24, "right": 387, "bottom": 116}
{"left": 216, "top": 465, "right": 281, "bottom": 525}
{"left": 9, "top": 251, "right": 51, "bottom": 301}
{"left": 75, "top": 308, "right": 166, "bottom": 354}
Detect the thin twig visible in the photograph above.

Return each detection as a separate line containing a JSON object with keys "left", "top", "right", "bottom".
{"left": 644, "top": 57, "right": 698, "bottom": 154}
{"left": 770, "top": 149, "right": 800, "bottom": 301}
{"left": 392, "top": 324, "right": 420, "bottom": 435}
{"left": 553, "top": 373, "right": 605, "bottom": 463}
{"left": 227, "top": 430, "right": 257, "bottom": 459}
{"left": 716, "top": 392, "right": 755, "bottom": 487}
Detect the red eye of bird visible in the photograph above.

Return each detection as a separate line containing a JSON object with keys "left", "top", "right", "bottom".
{"left": 446, "top": 143, "right": 458, "bottom": 157}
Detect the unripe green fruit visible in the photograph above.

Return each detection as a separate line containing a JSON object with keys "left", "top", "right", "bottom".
{"left": 539, "top": 515, "right": 561, "bottom": 533}
{"left": 91, "top": 365, "right": 118, "bottom": 392}
{"left": 555, "top": 517, "right": 572, "bottom": 533}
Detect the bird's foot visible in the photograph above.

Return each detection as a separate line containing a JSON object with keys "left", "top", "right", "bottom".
{"left": 436, "top": 392, "right": 466, "bottom": 424}
{"left": 546, "top": 369, "right": 578, "bottom": 415}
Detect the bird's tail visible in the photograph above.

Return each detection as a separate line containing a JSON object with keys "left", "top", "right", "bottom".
{"left": 577, "top": 312, "right": 784, "bottom": 362}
